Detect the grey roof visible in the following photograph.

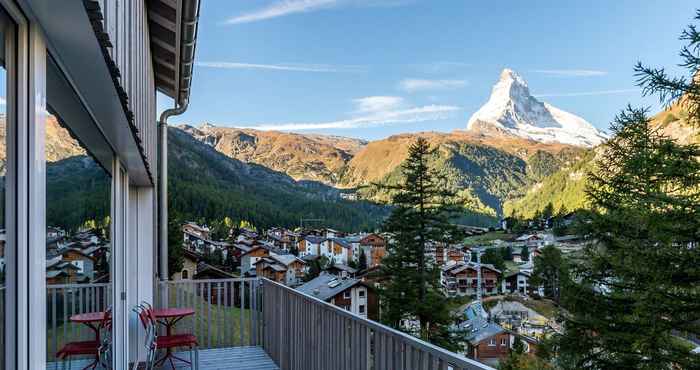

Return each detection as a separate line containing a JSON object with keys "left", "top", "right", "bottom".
{"left": 304, "top": 235, "right": 325, "bottom": 244}
{"left": 329, "top": 238, "right": 352, "bottom": 249}
{"left": 465, "top": 322, "right": 506, "bottom": 345}
{"left": 442, "top": 261, "right": 500, "bottom": 274}
{"left": 330, "top": 264, "right": 358, "bottom": 273}
{"left": 47, "top": 270, "right": 68, "bottom": 279}
{"left": 297, "top": 273, "right": 361, "bottom": 301}
{"left": 504, "top": 270, "right": 531, "bottom": 279}
{"left": 270, "top": 254, "right": 304, "bottom": 266}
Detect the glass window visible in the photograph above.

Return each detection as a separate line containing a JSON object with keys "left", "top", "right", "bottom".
{"left": 359, "top": 305, "right": 365, "bottom": 314}
{"left": 0, "top": 8, "right": 12, "bottom": 369}
{"left": 343, "top": 290, "right": 351, "bottom": 299}
{"left": 44, "top": 113, "right": 112, "bottom": 367}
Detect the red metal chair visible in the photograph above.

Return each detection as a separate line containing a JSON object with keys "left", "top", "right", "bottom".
{"left": 135, "top": 302, "right": 199, "bottom": 370}
{"left": 57, "top": 307, "right": 112, "bottom": 370}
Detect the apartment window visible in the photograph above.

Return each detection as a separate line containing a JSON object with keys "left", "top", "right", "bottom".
{"left": 359, "top": 305, "right": 365, "bottom": 314}
{"left": 488, "top": 338, "right": 496, "bottom": 346}
{"left": 343, "top": 290, "right": 351, "bottom": 299}
{"left": 358, "top": 289, "right": 365, "bottom": 297}
{"left": 501, "top": 338, "right": 507, "bottom": 346}
{"left": 182, "top": 270, "right": 189, "bottom": 279}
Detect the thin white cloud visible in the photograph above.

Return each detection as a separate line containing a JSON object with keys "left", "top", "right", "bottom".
{"left": 196, "top": 61, "right": 363, "bottom": 73}
{"left": 0, "top": 97, "right": 5, "bottom": 105}
{"left": 353, "top": 96, "right": 405, "bottom": 113}
{"left": 225, "top": 0, "right": 413, "bottom": 25}
{"left": 231, "top": 104, "right": 461, "bottom": 131}
{"left": 226, "top": 0, "right": 338, "bottom": 25}
{"left": 531, "top": 69, "right": 607, "bottom": 77}
{"left": 399, "top": 79, "right": 467, "bottom": 92}
{"left": 534, "top": 89, "right": 640, "bottom": 98}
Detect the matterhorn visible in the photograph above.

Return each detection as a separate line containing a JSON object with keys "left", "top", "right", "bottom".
{"left": 467, "top": 69, "right": 606, "bottom": 147}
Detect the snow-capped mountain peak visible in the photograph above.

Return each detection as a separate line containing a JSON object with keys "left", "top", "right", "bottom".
{"left": 467, "top": 69, "right": 606, "bottom": 147}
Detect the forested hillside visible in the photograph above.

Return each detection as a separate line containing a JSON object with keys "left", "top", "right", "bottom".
{"left": 167, "top": 127, "right": 387, "bottom": 231}
{"left": 504, "top": 104, "right": 700, "bottom": 219}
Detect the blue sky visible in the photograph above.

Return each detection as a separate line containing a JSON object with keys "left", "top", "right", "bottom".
{"left": 159, "top": 0, "right": 699, "bottom": 141}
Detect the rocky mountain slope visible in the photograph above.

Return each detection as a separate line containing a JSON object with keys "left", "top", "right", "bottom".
{"left": 179, "top": 123, "right": 366, "bottom": 185}
{"left": 467, "top": 69, "right": 607, "bottom": 147}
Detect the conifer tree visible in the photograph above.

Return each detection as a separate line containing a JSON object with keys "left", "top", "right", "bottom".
{"left": 358, "top": 248, "right": 368, "bottom": 271}
{"left": 378, "top": 137, "right": 464, "bottom": 351}
{"left": 556, "top": 14, "right": 700, "bottom": 368}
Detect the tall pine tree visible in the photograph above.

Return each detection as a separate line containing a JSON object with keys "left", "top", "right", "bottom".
{"left": 556, "top": 13, "right": 700, "bottom": 368}
{"left": 378, "top": 137, "right": 464, "bottom": 351}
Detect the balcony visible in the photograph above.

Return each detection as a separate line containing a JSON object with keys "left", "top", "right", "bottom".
{"left": 44, "top": 278, "right": 494, "bottom": 370}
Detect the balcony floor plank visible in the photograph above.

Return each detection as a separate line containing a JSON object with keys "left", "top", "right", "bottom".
{"left": 46, "top": 346, "right": 279, "bottom": 370}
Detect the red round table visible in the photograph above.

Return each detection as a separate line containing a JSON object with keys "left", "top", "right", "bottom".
{"left": 69, "top": 311, "right": 106, "bottom": 369}
{"left": 152, "top": 308, "right": 195, "bottom": 368}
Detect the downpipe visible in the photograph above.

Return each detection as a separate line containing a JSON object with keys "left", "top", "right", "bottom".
{"left": 158, "top": 101, "right": 188, "bottom": 303}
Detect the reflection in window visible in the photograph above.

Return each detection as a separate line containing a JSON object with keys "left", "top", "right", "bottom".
{"left": 46, "top": 115, "right": 111, "bottom": 367}
{"left": 0, "top": 7, "right": 12, "bottom": 369}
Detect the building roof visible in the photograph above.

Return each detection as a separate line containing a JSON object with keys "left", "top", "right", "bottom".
{"left": 329, "top": 238, "right": 352, "bottom": 249}
{"left": 465, "top": 322, "right": 506, "bottom": 345}
{"left": 504, "top": 270, "right": 531, "bottom": 279}
{"left": 194, "top": 262, "right": 236, "bottom": 279}
{"left": 442, "top": 261, "right": 501, "bottom": 275}
{"left": 148, "top": 0, "right": 201, "bottom": 105}
{"left": 270, "top": 254, "right": 305, "bottom": 266}
{"left": 329, "top": 264, "right": 358, "bottom": 274}
{"left": 297, "top": 273, "right": 362, "bottom": 301}
{"left": 304, "top": 235, "right": 326, "bottom": 244}
{"left": 47, "top": 270, "right": 69, "bottom": 279}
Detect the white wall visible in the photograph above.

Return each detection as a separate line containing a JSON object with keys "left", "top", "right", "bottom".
{"left": 127, "top": 186, "right": 155, "bottom": 368}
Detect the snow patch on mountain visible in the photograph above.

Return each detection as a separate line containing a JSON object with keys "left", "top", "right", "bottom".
{"left": 467, "top": 69, "right": 607, "bottom": 147}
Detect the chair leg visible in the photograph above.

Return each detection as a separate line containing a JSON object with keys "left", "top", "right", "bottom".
{"left": 195, "top": 347, "right": 199, "bottom": 370}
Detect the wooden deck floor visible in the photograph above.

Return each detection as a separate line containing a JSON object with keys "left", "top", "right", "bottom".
{"left": 47, "top": 346, "right": 279, "bottom": 370}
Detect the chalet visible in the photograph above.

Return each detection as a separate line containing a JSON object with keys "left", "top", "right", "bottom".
{"left": 320, "top": 237, "right": 353, "bottom": 265}
{"left": 183, "top": 222, "right": 221, "bottom": 254}
{"left": 438, "top": 246, "right": 469, "bottom": 266}
{"left": 465, "top": 323, "right": 511, "bottom": 366}
{"left": 183, "top": 222, "right": 210, "bottom": 240}
{"left": 58, "top": 247, "right": 101, "bottom": 281}
{"left": 299, "top": 235, "right": 324, "bottom": 257}
{"left": 511, "top": 247, "right": 530, "bottom": 263}
{"left": 297, "top": 273, "right": 378, "bottom": 320}
{"left": 515, "top": 234, "right": 544, "bottom": 249}
{"left": 462, "top": 303, "right": 511, "bottom": 366}
{"left": 173, "top": 248, "right": 200, "bottom": 280}
{"left": 489, "top": 301, "right": 549, "bottom": 340}
{"left": 254, "top": 254, "right": 307, "bottom": 286}
{"left": 326, "top": 264, "right": 358, "bottom": 278}
{"left": 193, "top": 263, "right": 238, "bottom": 306}
{"left": 441, "top": 261, "right": 501, "bottom": 297}
{"left": 266, "top": 227, "right": 297, "bottom": 250}
{"left": 501, "top": 270, "right": 531, "bottom": 295}
{"left": 240, "top": 245, "right": 272, "bottom": 274}
{"left": 359, "top": 233, "right": 387, "bottom": 267}
{"left": 46, "top": 256, "right": 82, "bottom": 284}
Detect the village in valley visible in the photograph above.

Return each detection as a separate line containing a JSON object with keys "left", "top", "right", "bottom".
{"left": 145, "top": 210, "right": 588, "bottom": 367}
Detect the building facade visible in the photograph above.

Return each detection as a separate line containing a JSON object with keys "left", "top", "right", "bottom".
{"left": 0, "top": 1, "right": 201, "bottom": 368}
